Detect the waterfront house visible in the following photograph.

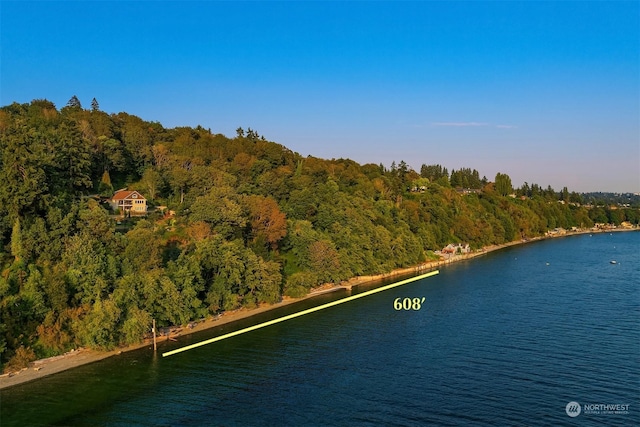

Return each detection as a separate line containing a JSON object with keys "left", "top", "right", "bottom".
{"left": 442, "top": 244, "right": 456, "bottom": 255}
{"left": 546, "top": 227, "right": 567, "bottom": 236}
{"left": 442, "top": 243, "right": 471, "bottom": 255}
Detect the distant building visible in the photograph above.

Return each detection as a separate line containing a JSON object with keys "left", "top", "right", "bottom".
{"left": 410, "top": 185, "right": 427, "bottom": 193}
{"left": 109, "top": 189, "right": 147, "bottom": 215}
{"left": 546, "top": 227, "right": 567, "bottom": 236}
{"left": 442, "top": 243, "right": 471, "bottom": 255}
{"left": 455, "top": 188, "right": 481, "bottom": 196}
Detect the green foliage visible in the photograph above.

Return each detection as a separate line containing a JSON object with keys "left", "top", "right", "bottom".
{"left": 495, "top": 172, "right": 513, "bottom": 196}
{"left": 189, "top": 187, "right": 247, "bottom": 238}
{"left": 99, "top": 170, "right": 113, "bottom": 196}
{"left": 0, "top": 124, "right": 52, "bottom": 219}
{"left": 74, "top": 298, "right": 121, "bottom": 350}
{"left": 4, "top": 345, "right": 36, "bottom": 373}
{"left": 139, "top": 167, "right": 163, "bottom": 201}
{"left": 66, "top": 96, "right": 82, "bottom": 109}
{"left": 52, "top": 119, "right": 93, "bottom": 195}
{"left": 1, "top": 99, "right": 634, "bottom": 364}
{"left": 450, "top": 167, "right": 482, "bottom": 189}
{"left": 10, "top": 218, "right": 23, "bottom": 260}
{"left": 420, "top": 164, "right": 448, "bottom": 181}
{"left": 284, "top": 271, "right": 318, "bottom": 297}
{"left": 121, "top": 307, "right": 152, "bottom": 345}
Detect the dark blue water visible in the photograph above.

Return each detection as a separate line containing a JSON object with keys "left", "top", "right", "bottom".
{"left": 2, "top": 232, "right": 639, "bottom": 426}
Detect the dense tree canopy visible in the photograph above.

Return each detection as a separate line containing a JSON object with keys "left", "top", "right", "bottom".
{"left": 0, "top": 99, "right": 637, "bottom": 372}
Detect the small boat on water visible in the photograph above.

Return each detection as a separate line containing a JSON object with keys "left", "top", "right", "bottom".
{"left": 610, "top": 260, "right": 617, "bottom": 264}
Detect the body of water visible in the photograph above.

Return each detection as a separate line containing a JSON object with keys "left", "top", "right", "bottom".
{"left": 2, "top": 232, "right": 639, "bottom": 426}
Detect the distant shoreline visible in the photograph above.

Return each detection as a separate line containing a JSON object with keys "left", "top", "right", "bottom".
{"left": 1, "top": 226, "right": 637, "bottom": 390}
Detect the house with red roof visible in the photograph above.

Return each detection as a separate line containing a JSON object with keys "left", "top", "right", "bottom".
{"left": 109, "top": 189, "right": 147, "bottom": 215}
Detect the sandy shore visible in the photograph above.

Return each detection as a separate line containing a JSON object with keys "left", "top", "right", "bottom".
{"left": 1, "top": 227, "right": 636, "bottom": 390}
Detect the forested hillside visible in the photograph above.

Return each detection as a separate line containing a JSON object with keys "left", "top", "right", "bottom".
{"left": 1, "top": 99, "right": 637, "bottom": 372}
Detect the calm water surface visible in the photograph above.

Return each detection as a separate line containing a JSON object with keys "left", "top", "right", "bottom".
{"left": 2, "top": 232, "right": 639, "bottom": 426}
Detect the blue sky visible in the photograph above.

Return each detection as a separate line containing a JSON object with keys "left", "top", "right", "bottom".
{"left": 2, "top": 1, "right": 638, "bottom": 192}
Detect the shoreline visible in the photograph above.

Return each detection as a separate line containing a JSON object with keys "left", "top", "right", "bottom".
{"left": 1, "top": 226, "right": 636, "bottom": 390}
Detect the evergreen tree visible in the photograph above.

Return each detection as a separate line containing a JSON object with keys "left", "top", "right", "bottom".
{"left": 420, "top": 164, "right": 448, "bottom": 181}
{"left": 67, "top": 95, "right": 82, "bottom": 109}
{"left": 99, "top": 170, "right": 113, "bottom": 196}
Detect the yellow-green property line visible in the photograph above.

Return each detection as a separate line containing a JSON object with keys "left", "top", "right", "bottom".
{"left": 162, "top": 270, "right": 439, "bottom": 357}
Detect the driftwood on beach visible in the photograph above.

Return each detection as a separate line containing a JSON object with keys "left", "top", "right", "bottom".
{"left": 1, "top": 227, "right": 636, "bottom": 390}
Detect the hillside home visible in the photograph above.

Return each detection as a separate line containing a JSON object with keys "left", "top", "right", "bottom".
{"left": 109, "top": 189, "right": 147, "bottom": 215}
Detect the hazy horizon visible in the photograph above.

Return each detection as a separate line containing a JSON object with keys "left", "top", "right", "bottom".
{"left": 2, "top": 1, "right": 638, "bottom": 193}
